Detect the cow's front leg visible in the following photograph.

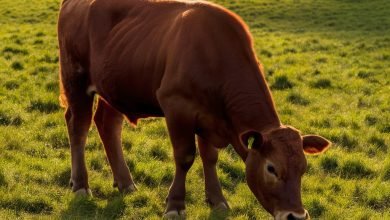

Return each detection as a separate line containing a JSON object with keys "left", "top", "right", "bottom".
{"left": 198, "top": 136, "right": 229, "bottom": 211}
{"left": 161, "top": 100, "right": 196, "bottom": 219}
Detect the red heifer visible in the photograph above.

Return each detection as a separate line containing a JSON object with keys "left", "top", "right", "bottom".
{"left": 58, "top": 0, "right": 330, "bottom": 219}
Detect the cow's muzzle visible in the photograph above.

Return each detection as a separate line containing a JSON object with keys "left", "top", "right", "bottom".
{"left": 275, "top": 210, "right": 310, "bottom": 220}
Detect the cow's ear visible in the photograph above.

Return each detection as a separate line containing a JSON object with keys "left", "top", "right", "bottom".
{"left": 240, "top": 130, "right": 264, "bottom": 150}
{"left": 302, "top": 135, "right": 331, "bottom": 155}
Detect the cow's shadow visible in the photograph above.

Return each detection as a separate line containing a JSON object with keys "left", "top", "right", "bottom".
{"left": 207, "top": 209, "right": 230, "bottom": 220}
{"left": 60, "top": 192, "right": 230, "bottom": 219}
{"left": 60, "top": 193, "right": 126, "bottom": 220}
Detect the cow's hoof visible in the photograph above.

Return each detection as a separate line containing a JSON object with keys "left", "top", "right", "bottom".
{"left": 212, "top": 202, "right": 229, "bottom": 212}
{"left": 206, "top": 198, "right": 230, "bottom": 211}
{"left": 163, "top": 210, "right": 186, "bottom": 220}
{"left": 120, "top": 184, "right": 137, "bottom": 194}
{"left": 113, "top": 182, "right": 137, "bottom": 194}
{"left": 74, "top": 188, "right": 92, "bottom": 197}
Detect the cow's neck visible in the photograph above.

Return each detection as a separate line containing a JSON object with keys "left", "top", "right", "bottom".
{"left": 222, "top": 67, "right": 281, "bottom": 159}
{"left": 224, "top": 74, "right": 281, "bottom": 132}
{"left": 228, "top": 95, "right": 281, "bottom": 135}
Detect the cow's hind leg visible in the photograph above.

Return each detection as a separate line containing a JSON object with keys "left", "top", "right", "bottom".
{"left": 94, "top": 98, "right": 136, "bottom": 193}
{"left": 198, "top": 136, "right": 229, "bottom": 211}
{"left": 61, "top": 65, "right": 94, "bottom": 195}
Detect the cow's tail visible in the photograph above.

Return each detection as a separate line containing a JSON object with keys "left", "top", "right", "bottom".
{"left": 59, "top": 71, "right": 68, "bottom": 108}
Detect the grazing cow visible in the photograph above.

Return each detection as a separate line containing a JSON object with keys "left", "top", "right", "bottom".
{"left": 58, "top": 0, "right": 331, "bottom": 219}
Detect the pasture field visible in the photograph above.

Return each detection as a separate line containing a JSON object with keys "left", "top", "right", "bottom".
{"left": 0, "top": 0, "right": 389, "bottom": 219}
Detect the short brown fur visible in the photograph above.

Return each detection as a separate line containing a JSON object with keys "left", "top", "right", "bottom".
{"left": 58, "top": 0, "right": 331, "bottom": 219}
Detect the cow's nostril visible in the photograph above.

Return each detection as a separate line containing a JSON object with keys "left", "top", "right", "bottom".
{"left": 286, "top": 213, "right": 308, "bottom": 220}
{"left": 287, "top": 213, "right": 296, "bottom": 220}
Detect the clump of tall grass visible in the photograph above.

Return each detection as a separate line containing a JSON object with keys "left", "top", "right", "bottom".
{"left": 271, "top": 75, "right": 294, "bottom": 90}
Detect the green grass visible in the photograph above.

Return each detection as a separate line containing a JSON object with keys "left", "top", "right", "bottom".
{"left": 0, "top": 0, "right": 389, "bottom": 219}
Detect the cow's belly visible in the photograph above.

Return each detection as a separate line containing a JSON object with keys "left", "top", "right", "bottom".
{"left": 93, "top": 65, "right": 164, "bottom": 122}
{"left": 94, "top": 43, "right": 165, "bottom": 118}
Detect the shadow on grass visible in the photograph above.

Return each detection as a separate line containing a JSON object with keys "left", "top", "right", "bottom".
{"left": 0, "top": 198, "right": 53, "bottom": 214}
{"left": 225, "top": 0, "right": 390, "bottom": 39}
{"left": 60, "top": 195, "right": 126, "bottom": 220}
{"left": 208, "top": 208, "right": 230, "bottom": 220}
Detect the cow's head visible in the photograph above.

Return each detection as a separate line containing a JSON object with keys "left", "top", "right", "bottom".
{"left": 240, "top": 126, "right": 330, "bottom": 220}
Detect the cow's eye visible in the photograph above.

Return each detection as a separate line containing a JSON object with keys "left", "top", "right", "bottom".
{"left": 267, "top": 164, "right": 278, "bottom": 177}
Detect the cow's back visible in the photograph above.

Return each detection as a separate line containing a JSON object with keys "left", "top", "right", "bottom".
{"left": 58, "top": 0, "right": 259, "bottom": 126}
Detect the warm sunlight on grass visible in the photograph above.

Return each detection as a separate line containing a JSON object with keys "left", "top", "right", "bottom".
{"left": 0, "top": 0, "right": 389, "bottom": 219}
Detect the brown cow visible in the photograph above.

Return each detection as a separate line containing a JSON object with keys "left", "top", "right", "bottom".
{"left": 58, "top": 0, "right": 331, "bottom": 219}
